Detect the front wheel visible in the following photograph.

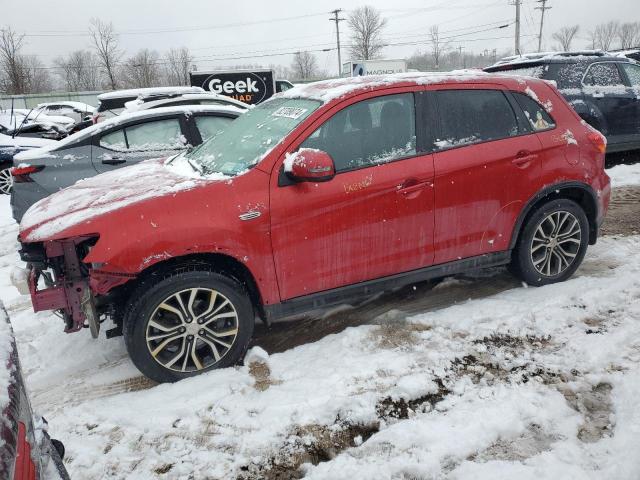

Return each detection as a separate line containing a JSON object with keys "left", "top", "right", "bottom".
{"left": 0, "top": 165, "right": 13, "bottom": 195}
{"left": 123, "top": 270, "right": 254, "bottom": 383}
{"left": 511, "top": 199, "right": 589, "bottom": 286}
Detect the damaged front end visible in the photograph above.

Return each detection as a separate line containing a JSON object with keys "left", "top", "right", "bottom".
{"left": 17, "top": 237, "right": 102, "bottom": 338}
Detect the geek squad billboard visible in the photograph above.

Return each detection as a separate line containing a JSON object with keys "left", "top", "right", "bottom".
{"left": 190, "top": 70, "right": 276, "bottom": 105}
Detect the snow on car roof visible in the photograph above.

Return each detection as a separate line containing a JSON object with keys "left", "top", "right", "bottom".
{"left": 276, "top": 70, "right": 495, "bottom": 103}
{"left": 13, "top": 104, "right": 244, "bottom": 162}
{"left": 124, "top": 92, "right": 249, "bottom": 112}
{"left": 97, "top": 86, "right": 204, "bottom": 101}
{"left": 486, "top": 50, "right": 617, "bottom": 68}
{"left": 36, "top": 101, "right": 96, "bottom": 112}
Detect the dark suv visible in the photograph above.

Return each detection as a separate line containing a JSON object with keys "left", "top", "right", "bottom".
{"left": 485, "top": 52, "right": 640, "bottom": 153}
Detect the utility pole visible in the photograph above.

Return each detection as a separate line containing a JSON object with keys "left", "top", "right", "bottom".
{"left": 457, "top": 46, "right": 465, "bottom": 68}
{"left": 535, "top": 0, "right": 552, "bottom": 52}
{"left": 512, "top": 0, "right": 522, "bottom": 55}
{"left": 329, "top": 9, "right": 346, "bottom": 77}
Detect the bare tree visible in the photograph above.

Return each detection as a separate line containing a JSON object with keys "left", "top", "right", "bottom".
{"left": 0, "top": 27, "right": 27, "bottom": 94}
{"left": 22, "top": 55, "right": 51, "bottom": 93}
{"left": 430, "top": 26, "right": 448, "bottom": 70}
{"left": 617, "top": 22, "right": 640, "bottom": 49}
{"left": 163, "top": 47, "right": 193, "bottom": 86}
{"left": 593, "top": 21, "right": 620, "bottom": 50}
{"left": 89, "top": 18, "right": 121, "bottom": 89}
{"left": 122, "top": 49, "right": 161, "bottom": 88}
{"left": 291, "top": 51, "right": 318, "bottom": 80}
{"left": 552, "top": 25, "right": 580, "bottom": 51}
{"left": 55, "top": 50, "right": 101, "bottom": 91}
{"left": 348, "top": 6, "right": 387, "bottom": 60}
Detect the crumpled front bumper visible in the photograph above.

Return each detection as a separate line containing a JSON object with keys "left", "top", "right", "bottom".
{"left": 18, "top": 238, "right": 100, "bottom": 337}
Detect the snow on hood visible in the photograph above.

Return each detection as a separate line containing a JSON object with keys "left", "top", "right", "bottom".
{"left": 20, "top": 156, "right": 227, "bottom": 242}
{"left": 275, "top": 70, "right": 490, "bottom": 103}
{"left": 0, "top": 133, "right": 56, "bottom": 149}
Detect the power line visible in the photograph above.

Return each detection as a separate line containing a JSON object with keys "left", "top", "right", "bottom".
{"left": 14, "top": 12, "right": 330, "bottom": 37}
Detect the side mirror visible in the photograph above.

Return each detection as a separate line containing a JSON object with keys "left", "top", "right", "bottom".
{"left": 284, "top": 148, "right": 336, "bottom": 183}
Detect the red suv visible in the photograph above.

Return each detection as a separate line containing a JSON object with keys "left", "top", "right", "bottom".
{"left": 15, "top": 73, "right": 610, "bottom": 383}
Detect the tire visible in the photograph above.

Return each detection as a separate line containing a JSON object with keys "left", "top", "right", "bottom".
{"left": 0, "top": 165, "right": 12, "bottom": 195}
{"left": 123, "top": 269, "right": 254, "bottom": 383}
{"left": 511, "top": 199, "right": 589, "bottom": 286}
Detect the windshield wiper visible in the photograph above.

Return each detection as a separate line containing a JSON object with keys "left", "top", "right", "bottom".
{"left": 186, "top": 157, "right": 204, "bottom": 175}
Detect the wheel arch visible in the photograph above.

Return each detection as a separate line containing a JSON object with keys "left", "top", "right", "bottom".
{"left": 509, "top": 182, "right": 599, "bottom": 250}
{"left": 118, "top": 252, "right": 266, "bottom": 322}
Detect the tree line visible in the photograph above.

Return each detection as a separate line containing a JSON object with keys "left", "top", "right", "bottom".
{"left": 553, "top": 21, "right": 640, "bottom": 52}
{"left": 1, "top": 10, "right": 639, "bottom": 95}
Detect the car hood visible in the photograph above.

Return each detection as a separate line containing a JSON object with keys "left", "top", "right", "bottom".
{"left": 20, "top": 156, "right": 228, "bottom": 243}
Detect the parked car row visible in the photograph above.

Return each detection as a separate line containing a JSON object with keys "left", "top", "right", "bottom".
{"left": 11, "top": 104, "right": 244, "bottom": 220}
{"left": 11, "top": 71, "right": 610, "bottom": 384}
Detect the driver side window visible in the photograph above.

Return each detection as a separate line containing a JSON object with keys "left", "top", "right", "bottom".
{"left": 301, "top": 93, "right": 417, "bottom": 173}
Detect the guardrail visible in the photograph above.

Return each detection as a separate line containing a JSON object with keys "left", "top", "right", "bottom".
{"left": 0, "top": 91, "right": 103, "bottom": 110}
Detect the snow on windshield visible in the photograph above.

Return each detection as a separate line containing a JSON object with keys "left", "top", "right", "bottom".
{"left": 186, "top": 98, "right": 320, "bottom": 176}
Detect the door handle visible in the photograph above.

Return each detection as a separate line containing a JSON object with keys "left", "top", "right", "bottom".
{"left": 397, "top": 180, "right": 431, "bottom": 196}
{"left": 512, "top": 151, "right": 537, "bottom": 168}
{"left": 102, "top": 158, "right": 126, "bottom": 165}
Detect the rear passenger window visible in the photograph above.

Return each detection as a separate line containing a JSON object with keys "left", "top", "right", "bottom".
{"left": 301, "top": 93, "right": 416, "bottom": 173}
{"left": 512, "top": 92, "right": 556, "bottom": 131}
{"left": 435, "top": 90, "right": 519, "bottom": 149}
{"left": 583, "top": 63, "right": 624, "bottom": 87}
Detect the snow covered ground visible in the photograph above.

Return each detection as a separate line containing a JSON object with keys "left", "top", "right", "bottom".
{"left": 0, "top": 163, "right": 640, "bottom": 479}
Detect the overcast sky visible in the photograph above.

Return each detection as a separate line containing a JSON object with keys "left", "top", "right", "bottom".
{"left": 3, "top": 0, "right": 638, "bottom": 76}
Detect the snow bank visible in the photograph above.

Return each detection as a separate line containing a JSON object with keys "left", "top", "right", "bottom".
{"left": 607, "top": 162, "right": 640, "bottom": 188}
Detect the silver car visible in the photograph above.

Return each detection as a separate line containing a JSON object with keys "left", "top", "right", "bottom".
{"left": 11, "top": 104, "right": 242, "bottom": 222}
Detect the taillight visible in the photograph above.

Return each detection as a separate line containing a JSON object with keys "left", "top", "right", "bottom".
{"left": 587, "top": 131, "right": 607, "bottom": 154}
{"left": 13, "top": 422, "right": 36, "bottom": 480}
{"left": 10, "top": 165, "right": 44, "bottom": 183}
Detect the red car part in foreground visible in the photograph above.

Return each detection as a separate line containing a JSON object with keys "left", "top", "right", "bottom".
{"left": 16, "top": 72, "right": 610, "bottom": 383}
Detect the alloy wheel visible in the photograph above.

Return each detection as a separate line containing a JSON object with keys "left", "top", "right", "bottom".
{"left": 530, "top": 210, "right": 582, "bottom": 277}
{"left": 0, "top": 168, "right": 13, "bottom": 195}
{"left": 145, "top": 288, "right": 239, "bottom": 373}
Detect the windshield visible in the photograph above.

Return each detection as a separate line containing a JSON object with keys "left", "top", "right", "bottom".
{"left": 186, "top": 97, "right": 321, "bottom": 175}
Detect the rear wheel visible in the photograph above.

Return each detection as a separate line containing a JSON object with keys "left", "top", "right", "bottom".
{"left": 0, "top": 166, "right": 12, "bottom": 195}
{"left": 511, "top": 199, "right": 589, "bottom": 286}
{"left": 123, "top": 270, "right": 254, "bottom": 383}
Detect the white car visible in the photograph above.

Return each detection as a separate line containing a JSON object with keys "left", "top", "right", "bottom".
{"left": 32, "top": 101, "right": 96, "bottom": 124}
{"left": 0, "top": 109, "right": 74, "bottom": 130}
{"left": 93, "top": 86, "right": 205, "bottom": 123}
{"left": 123, "top": 92, "right": 249, "bottom": 114}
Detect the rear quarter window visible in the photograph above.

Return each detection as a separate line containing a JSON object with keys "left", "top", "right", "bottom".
{"left": 512, "top": 92, "right": 556, "bottom": 132}
{"left": 435, "top": 89, "right": 520, "bottom": 150}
